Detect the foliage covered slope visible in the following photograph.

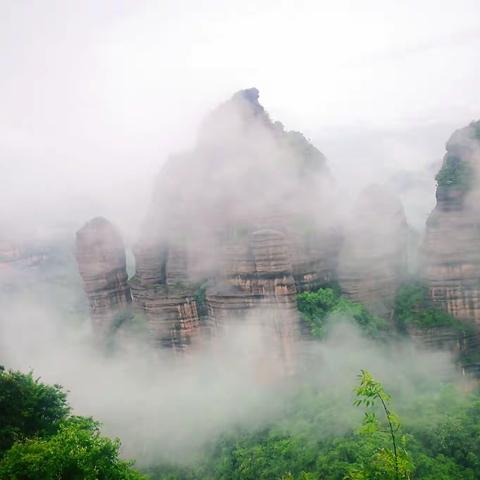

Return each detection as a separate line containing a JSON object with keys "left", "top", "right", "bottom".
{"left": 297, "top": 287, "right": 387, "bottom": 338}
{"left": 146, "top": 381, "right": 480, "bottom": 480}
{"left": 0, "top": 366, "right": 145, "bottom": 480}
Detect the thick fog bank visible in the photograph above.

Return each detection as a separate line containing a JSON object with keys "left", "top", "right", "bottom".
{"left": 0, "top": 295, "right": 457, "bottom": 465}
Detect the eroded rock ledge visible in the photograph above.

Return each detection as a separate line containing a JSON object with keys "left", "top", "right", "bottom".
{"left": 75, "top": 217, "right": 132, "bottom": 335}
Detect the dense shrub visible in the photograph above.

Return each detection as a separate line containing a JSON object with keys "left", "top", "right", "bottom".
{"left": 296, "top": 287, "right": 386, "bottom": 338}
{"left": 0, "top": 366, "right": 69, "bottom": 455}
{"left": 0, "top": 367, "right": 145, "bottom": 479}
{"left": 393, "top": 282, "right": 466, "bottom": 330}
{"left": 0, "top": 417, "right": 145, "bottom": 480}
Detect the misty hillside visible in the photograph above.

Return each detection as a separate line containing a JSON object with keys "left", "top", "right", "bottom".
{"left": 2, "top": 2, "right": 480, "bottom": 479}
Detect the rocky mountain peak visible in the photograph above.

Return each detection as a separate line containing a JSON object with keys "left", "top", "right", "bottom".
{"left": 435, "top": 119, "right": 480, "bottom": 211}
{"left": 75, "top": 217, "right": 132, "bottom": 336}
{"left": 423, "top": 119, "right": 480, "bottom": 324}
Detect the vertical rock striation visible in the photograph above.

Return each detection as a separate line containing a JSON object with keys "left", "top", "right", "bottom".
{"left": 127, "top": 88, "right": 334, "bottom": 365}
{"left": 206, "top": 228, "right": 299, "bottom": 374}
{"left": 289, "top": 227, "right": 341, "bottom": 292}
{"left": 75, "top": 217, "right": 132, "bottom": 336}
{"left": 423, "top": 121, "right": 480, "bottom": 324}
{"left": 75, "top": 88, "right": 337, "bottom": 365}
{"left": 129, "top": 237, "right": 201, "bottom": 352}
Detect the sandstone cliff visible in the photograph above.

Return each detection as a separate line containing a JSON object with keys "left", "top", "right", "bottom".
{"left": 129, "top": 243, "right": 201, "bottom": 352}
{"left": 422, "top": 121, "right": 480, "bottom": 323}
{"left": 128, "top": 88, "right": 335, "bottom": 364}
{"left": 75, "top": 89, "right": 340, "bottom": 366}
{"left": 206, "top": 228, "right": 299, "bottom": 374}
{"left": 75, "top": 217, "right": 132, "bottom": 336}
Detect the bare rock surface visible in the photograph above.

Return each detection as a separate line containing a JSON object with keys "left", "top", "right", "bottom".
{"left": 206, "top": 228, "right": 299, "bottom": 374}
{"left": 423, "top": 121, "right": 480, "bottom": 323}
{"left": 75, "top": 217, "right": 132, "bottom": 335}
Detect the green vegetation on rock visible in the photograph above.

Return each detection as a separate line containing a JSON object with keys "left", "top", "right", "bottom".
{"left": 297, "top": 287, "right": 387, "bottom": 339}
{"left": 435, "top": 121, "right": 480, "bottom": 190}
{"left": 193, "top": 280, "right": 209, "bottom": 317}
{"left": 394, "top": 281, "right": 466, "bottom": 330}
{"left": 435, "top": 153, "right": 473, "bottom": 190}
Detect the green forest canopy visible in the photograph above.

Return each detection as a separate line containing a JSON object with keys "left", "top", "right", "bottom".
{"left": 3, "top": 283, "right": 480, "bottom": 479}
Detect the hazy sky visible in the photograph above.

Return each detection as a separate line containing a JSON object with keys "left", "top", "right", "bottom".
{"left": 1, "top": 0, "right": 480, "bottom": 239}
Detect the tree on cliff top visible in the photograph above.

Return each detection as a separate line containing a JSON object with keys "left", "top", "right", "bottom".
{"left": 435, "top": 120, "right": 480, "bottom": 190}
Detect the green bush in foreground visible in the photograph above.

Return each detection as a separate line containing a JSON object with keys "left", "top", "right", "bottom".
{"left": 0, "top": 417, "right": 144, "bottom": 480}
{"left": 0, "top": 366, "right": 69, "bottom": 455}
{"left": 0, "top": 367, "right": 145, "bottom": 480}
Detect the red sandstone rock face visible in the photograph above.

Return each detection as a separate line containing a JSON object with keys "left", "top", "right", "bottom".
{"left": 422, "top": 121, "right": 480, "bottom": 324}
{"left": 407, "top": 325, "right": 465, "bottom": 352}
{"left": 338, "top": 185, "right": 408, "bottom": 317}
{"left": 127, "top": 88, "right": 333, "bottom": 362}
{"left": 289, "top": 228, "right": 341, "bottom": 292}
{"left": 423, "top": 208, "right": 480, "bottom": 322}
{"left": 206, "top": 229, "right": 299, "bottom": 374}
{"left": 76, "top": 89, "right": 336, "bottom": 365}
{"left": 406, "top": 324, "right": 480, "bottom": 376}
{"left": 75, "top": 217, "right": 132, "bottom": 335}
{"left": 129, "top": 281, "right": 200, "bottom": 351}
{"left": 130, "top": 240, "right": 202, "bottom": 352}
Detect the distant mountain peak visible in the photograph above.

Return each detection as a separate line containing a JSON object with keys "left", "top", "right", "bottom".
{"left": 231, "top": 87, "right": 263, "bottom": 114}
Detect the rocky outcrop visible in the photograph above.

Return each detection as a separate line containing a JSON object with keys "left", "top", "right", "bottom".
{"left": 130, "top": 239, "right": 202, "bottom": 352}
{"left": 129, "top": 281, "right": 200, "bottom": 351}
{"left": 407, "top": 325, "right": 465, "bottom": 352}
{"left": 207, "top": 229, "right": 298, "bottom": 315}
{"left": 127, "top": 88, "right": 334, "bottom": 363}
{"left": 406, "top": 324, "right": 480, "bottom": 377}
{"left": 416, "top": 121, "right": 480, "bottom": 375}
{"left": 422, "top": 121, "right": 480, "bottom": 324}
{"left": 75, "top": 217, "right": 132, "bottom": 335}
{"left": 207, "top": 228, "right": 299, "bottom": 374}
{"left": 76, "top": 89, "right": 337, "bottom": 365}
{"left": 338, "top": 185, "right": 408, "bottom": 318}
{"left": 289, "top": 227, "right": 341, "bottom": 292}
